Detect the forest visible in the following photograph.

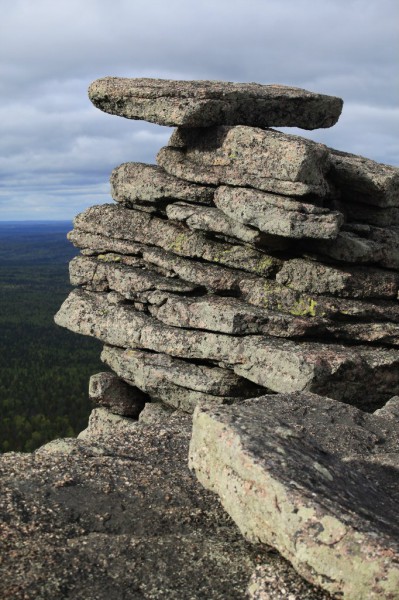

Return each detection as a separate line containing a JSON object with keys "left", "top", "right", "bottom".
{"left": 0, "top": 222, "right": 104, "bottom": 452}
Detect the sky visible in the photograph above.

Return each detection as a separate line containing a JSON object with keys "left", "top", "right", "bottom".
{"left": 0, "top": 0, "right": 398, "bottom": 220}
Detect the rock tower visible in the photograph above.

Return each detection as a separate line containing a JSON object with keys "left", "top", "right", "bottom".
{"left": 52, "top": 77, "right": 399, "bottom": 599}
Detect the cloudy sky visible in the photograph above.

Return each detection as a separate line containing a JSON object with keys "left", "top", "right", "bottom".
{"left": 0, "top": 0, "right": 398, "bottom": 220}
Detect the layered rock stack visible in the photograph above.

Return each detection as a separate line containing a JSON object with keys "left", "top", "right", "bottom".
{"left": 52, "top": 78, "right": 399, "bottom": 599}
{"left": 56, "top": 77, "right": 399, "bottom": 413}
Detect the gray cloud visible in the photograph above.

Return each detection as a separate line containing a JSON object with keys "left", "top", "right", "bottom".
{"left": 0, "top": 0, "right": 398, "bottom": 219}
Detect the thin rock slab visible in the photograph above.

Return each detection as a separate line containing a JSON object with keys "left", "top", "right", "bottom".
{"left": 157, "top": 126, "right": 331, "bottom": 197}
{"left": 69, "top": 255, "right": 200, "bottom": 297}
{"left": 329, "top": 148, "right": 399, "bottom": 208}
{"left": 102, "top": 345, "right": 263, "bottom": 413}
{"left": 189, "top": 396, "right": 399, "bottom": 599}
{"left": 166, "top": 202, "right": 264, "bottom": 245}
{"left": 55, "top": 289, "right": 399, "bottom": 408}
{"left": 110, "top": 162, "right": 214, "bottom": 208}
{"left": 240, "top": 276, "right": 399, "bottom": 323}
{"left": 146, "top": 290, "right": 399, "bottom": 347}
{"left": 68, "top": 229, "right": 145, "bottom": 256}
{"left": 213, "top": 186, "right": 343, "bottom": 240}
{"left": 276, "top": 257, "right": 399, "bottom": 299}
{"left": 88, "top": 372, "right": 147, "bottom": 417}
{"left": 88, "top": 77, "right": 343, "bottom": 129}
{"left": 147, "top": 291, "right": 328, "bottom": 338}
{"left": 73, "top": 204, "right": 282, "bottom": 277}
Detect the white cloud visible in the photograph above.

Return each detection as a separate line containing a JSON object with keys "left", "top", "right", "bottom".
{"left": 0, "top": 0, "right": 398, "bottom": 218}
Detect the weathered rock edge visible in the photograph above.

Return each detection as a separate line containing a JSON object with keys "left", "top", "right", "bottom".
{"left": 189, "top": 397, "right": 399, "bottom": 600}
{"left": 88, "top": 77, "right": 343, "bottom": 129}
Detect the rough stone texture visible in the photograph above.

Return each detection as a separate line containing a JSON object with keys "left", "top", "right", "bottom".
{"left": 147, "top": 291, "right": 326, "bottom": 338}
{"left": 213, "top": 186, "right": 343, "bottom": 239}
{"left": 88, "top": 77, "right": 343, "bottom": 129}
{"left": 166, "top": 201, "right": 263, "bottom": 245}
{"left": 1, "top": 410, "right": 331, "bottom": 600}
{"left": 68, "top": 229, "right": 146, "bottom": 256}
{"left": 157, "top": 126, "right": 331, "bottom": 197}
{"left": 146, "top": 290, "right": 399, "bottom": 346}
{"left": 189, "top": 395, "right": 399, "bottom": 599}
{"left": 110, "top": 162, "right": 214, "bottom": 208}
{"left": 101, "top": 345, "right": 263, "bottom": 413}
{"left": 69, "top": 255, "right": 199, "bottom": 297}
{"left": 329, "top": 148, "right": 399, "bottom": 207}
{"left": 239, "top": 276, "right": 399, "bottom": 322}
{"left": 276, "top": 257, "right": 399, "bottom": 299}
{"left": 74, "top": 204, "right": 281, "bottom": 277}
{"left": 88, "top": 372, "right": 147, "bottom": 417}
{"left": 77, "top": 406, "right": 140, "bottom": 440}
{"left": 55, "top": 289, "right": 399, "bottom": 409}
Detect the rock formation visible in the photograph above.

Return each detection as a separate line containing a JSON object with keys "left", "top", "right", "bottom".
{"left": 1, "top": 77, "right": 398, "bottom": 599}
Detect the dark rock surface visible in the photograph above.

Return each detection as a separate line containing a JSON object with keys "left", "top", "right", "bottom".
{"left": 0, "top": 409, "right": 331, "bottom": 600}
{"left": 88, "top": 371, "right": 147, "bottom": 416}
{"left": 88, "top": 77, "right": 343, "bottom": 129}
{"left": 189, "top": 394, "right": 399, "bottom": 599}
{"left": 329, "top": 149, "right": 399, "bottom": 207}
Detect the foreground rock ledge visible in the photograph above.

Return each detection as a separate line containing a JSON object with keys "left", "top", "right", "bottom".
{"left": 0, "top": 407, "right": 331, "bottom": 600}
{"left": 88, "top": 77, "right": 343, "bottom": 129}
{"left": 189, "top": 395, "right": 399, "bottom": 600}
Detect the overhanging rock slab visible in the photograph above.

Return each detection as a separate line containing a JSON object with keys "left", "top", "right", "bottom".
{"left": 88, "top": 77, "right": 343, "bottom": 129}
{"left": 189, "top": 394, "right": 399, "bottom": 599}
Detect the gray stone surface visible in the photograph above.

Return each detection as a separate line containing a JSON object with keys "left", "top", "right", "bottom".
{"left": 69, "top": 255, "right": 199, "bottom": 297}
{"left": 1, "top": 410, "right": 331, "bottom": 600}
{"left": 77, "top": 406, "right": 140, "bottom": 440}
{"left": 88, "top": 77, "right": 343, "bottom": 129}
{"left": 102, "top": 345, "right": 263, "bottom": 412}
{"left": 55, "top": 289, "right": 399, "bottom": 408}
{"left": 88, "top": 372, "right": 147, "bottom": 417}
{"left": 329, "top": 148, "right": 399, "bottom": 207}
{"left": 147, "top": 290, "right": 399, "bottom": 346}
{"left": 189, "top": 395, "right": 399, "bottom": 599}
{"left": 74, "top": 204, "right": 281, "bottom": 276}
{"left": 110, "top": 162, "right": 214, "bottom": 208}
{"left": 157, "top": 126, "right": 331, "bottom": 197}
{"left": 68, "top": 229, "right": 145, "bottom": 256}
{"left": 166, "top": 201, "right": 263, "bottom": 245}
{"left": 214, "top": 186, "right": 343, "bottom": 239}
{"left": 147, "top": 292, "right": 327, "bottom": 338}
{"left": 276, "top": 257, "right": 399, "bottom": 299}
{"left": 240, "top": 276, "right": 399, "bottom": 323}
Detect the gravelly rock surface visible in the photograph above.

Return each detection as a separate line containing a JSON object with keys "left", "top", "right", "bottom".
{"left": 0, "top": 408, "right": 332, "bottom": 600}
{"left": 189, "top": 394, "right": 399, "bottom": 599}
{"left": 88, "top": 77, "right": 343, "bottom": 129}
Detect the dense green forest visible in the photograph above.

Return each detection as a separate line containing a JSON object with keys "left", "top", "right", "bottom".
{"left": 0, "top": 222, "right": 104, "bottom": 452}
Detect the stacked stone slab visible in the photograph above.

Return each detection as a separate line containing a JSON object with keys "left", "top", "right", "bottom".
{"left": 51, "top": 78, "right": 399, "bottom": 598}
{"left": 55, "top": 77, "right": 399, "bottom": 414}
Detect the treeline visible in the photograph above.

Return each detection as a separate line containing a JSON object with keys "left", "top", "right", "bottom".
{"left": 0, "top": 224, "right": 104, "bottom": 452}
